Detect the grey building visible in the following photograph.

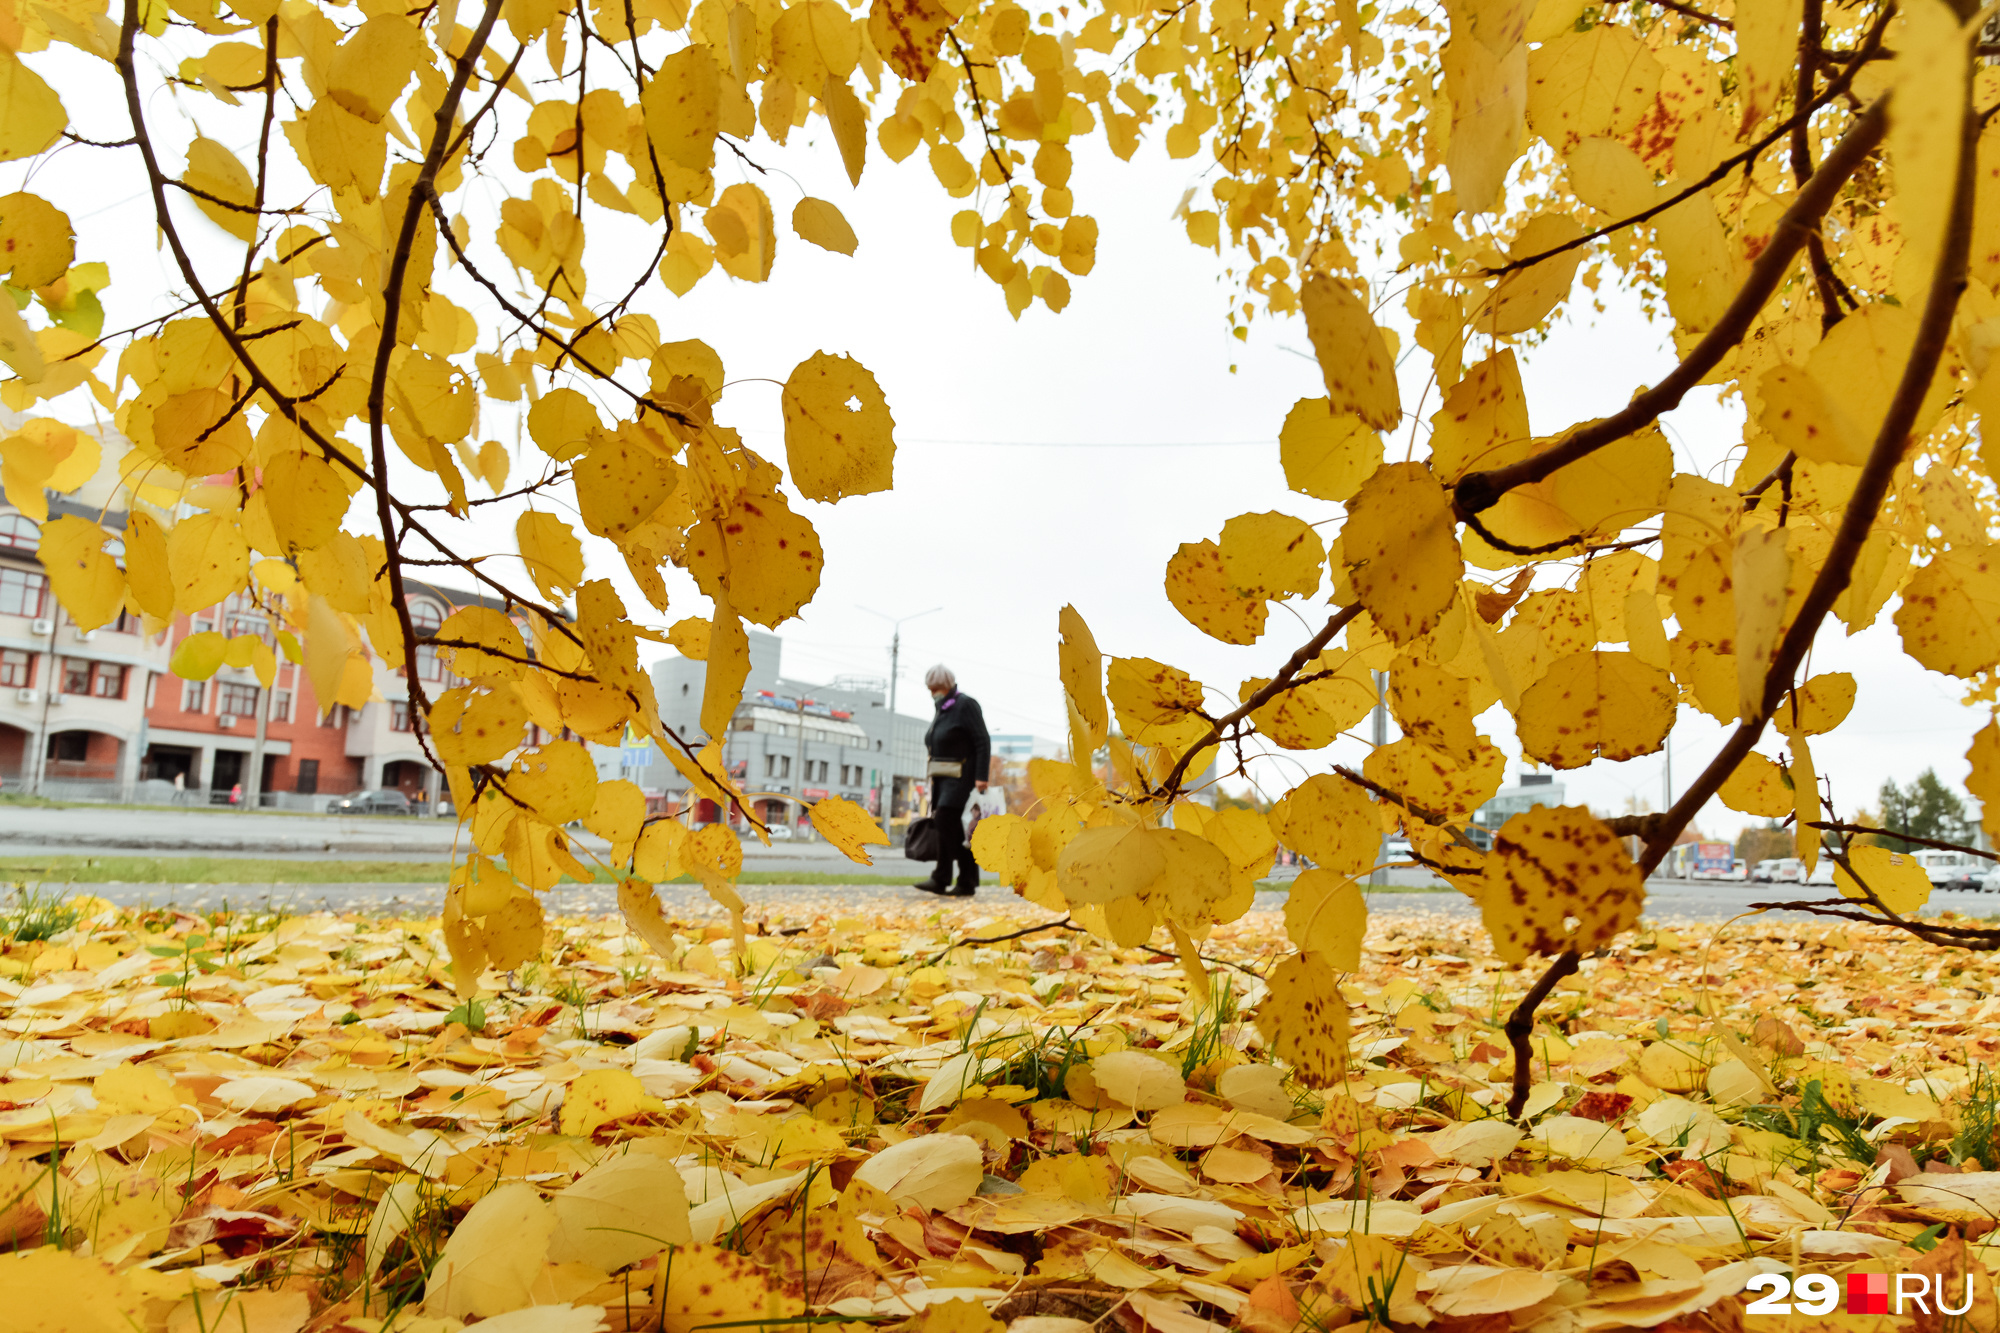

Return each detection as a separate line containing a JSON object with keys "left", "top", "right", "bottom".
{"left": 624, "top": 630, "right": 929, "bottom": 829}
{"left": 1468, "top": 772, "right": 1568, "bottom": 849}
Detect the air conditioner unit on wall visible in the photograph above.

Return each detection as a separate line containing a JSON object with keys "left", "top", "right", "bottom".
{"left": 13, "top": 688, "right": 32, "bottom": 704}
{"left": 29, "top": 619, "right": 51, "bottom": 636}
{"left": 218, "top": 714, "right": 237, "bottom": 729}
{"left": 73, "top": 629, "right": 93, "bottom": 643}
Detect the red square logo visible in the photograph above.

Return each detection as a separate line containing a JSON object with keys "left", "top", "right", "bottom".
{"left": 1848, "top": 1272, "right": 1888, "bottom": 1314}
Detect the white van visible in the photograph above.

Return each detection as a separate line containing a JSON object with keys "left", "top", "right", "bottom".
{"left": 1915, "top": 849, "right": 1984, "bottom": 891}
{"left": 1770, "top": 858, "right": 1805, "bottom": 883}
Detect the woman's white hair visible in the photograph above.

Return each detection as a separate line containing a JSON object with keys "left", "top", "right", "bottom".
{"left": 924, "top": 664, "right": 956, "bottom": 690}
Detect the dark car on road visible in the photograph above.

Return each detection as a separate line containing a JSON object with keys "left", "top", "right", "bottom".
{"left": 328, "top": 789, "right": 412, "bottom": 816}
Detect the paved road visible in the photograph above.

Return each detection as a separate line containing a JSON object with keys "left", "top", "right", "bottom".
{"left": 64, "top": 876, "right": 2000, "bottom": 925}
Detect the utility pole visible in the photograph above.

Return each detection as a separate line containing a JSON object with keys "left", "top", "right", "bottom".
{"left": 1662, "top": 734, "right": 1672, "bottom": 814}
{"left": 1369, "top": 669, "right": 1388, "bottom": 889}
{"left": 792, "top": 693, "right": 810, "bottom": 836}
{"left": 858, "top": 605, "right": 940, "bottom": 838}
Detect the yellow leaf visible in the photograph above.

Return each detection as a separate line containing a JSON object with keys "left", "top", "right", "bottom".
{"left": 851, "top": 1134, "right": 983, "bottom": 1210}
{"left": 686, "top": 484, "right": 824, "bottom": 627}
{"left": 823, "top": 76, "right": 868, "bottom": 186}
{"left": 1515, "top": 650, "right": 1674, "bottom": 769}
{"left": 1429, "top": 348, "right": 1530, "bottom": 482}
{"left": 429, "top": 686, "right": 528, "bottom": 766}
{"left": 808, "top": 795, "right": 890, "bottom": 864}
{"left": 548, "top": 1151, "right": 692, "bottom": 1270}
{"left": 1735, "top": 0, "right": 1803, "bottom": 134}
{"left": 781, "top": 351, "right": 894, "bottom": 502}
{"left": 0, "top": 1247, "right": 146, "bottom": 1333}
{"left": 667, "top": 616, "right": 710, "bottom": 660}
{"left": 1732, "top": 528, "right": 1791, "bottom": 720}
{"left": 1300, "top": 274, "right": 1400, "bottom": 431}
{"left": 1482, "top": 805, "right": 1644, "bottom": 964}
{"left": 1894, "top": 547, "right": 2000, "bottom": 678}
{"left": 1268, "top": 773, "right": 1378, "bottom": 879}
{"left": 424, "top": 1182, "right": 555, "bottom": 1318}
{"left": 657, "top": 1242, "right": 806, "bottom": 1333}
{"left": 1525, "top": 24, "right": 1662, "bottom": 152}
{"left": 170, "top": 631, "right": 229, "bottom": 680}
{"left": 701, "top": 605, "right": 749, "bottom": 737}
{"left": 1969, "top": 720, "right": 2000, "bottom": 846}
{"left": 559, "top": 1067, "right": 653, "bottom": 1138}
{"left": 0, "top": 296, "right": 43, "bottom": 383}
{"left": 94, "top": 1062, "right": 181, "bottom": 1116}
{"left": 574, "top": 430, "right": 678, "bottom": 539}
{"left": 1889, "top": 0, "right": 1971, "bottom": 299}
{"left": 1443, "top": 9, "right": 1528, "bottom": 214}
{"left": 1219, "top": 511, "right": 1322, "bottom": 601}
{"left": 1364, "top": 734, "right": 1504, "bottom": 821}
{"left": 509, "top": 740, "right": 598, "bottom": 826}
{"left": 642, "top": 42, "right": 721, "bottom": 172}
{"left": 1253, "top": 951, "right": 1348, "bottom": 1087}
{"left": 0, "top": 52, "right": 66, "bottom": 163}
{"left": 183, "top": 136, "right": 258, "bottom": 242}
{"left": 1389, "top": 657, "right": 1480, "bottom": 765}
{"left": 1105, "top": 656, "right": 1208, "bottom": 750}
{"left": 1788, "top": 727, "right": 1822, "bottom": 874}
{"left": 1056, "top": 822, "right": 1163, "bottom": 905}
{"left": 708, "top": 183, "right": 775, "bottom": 282}
{"left": 0, "top": 193, "right": 73, "bottom": 288}
{"left": 1058, "top": 604, "right": 1109, "bottom": 741}
{"left": 1279, "top": 399, "right": 1382, "bottom": 502}
{"left": 1779, "top": 671, "right": 1856, "bottom": 736}
{"left": 618, "top": 876, "right": 679, "bottom": 956}
{"left": 437, "top": 606, "right": 529, "bottom": 681}
{"left": 682, "top": 822, "right": 742, "bottom": 887}
{"left": 261, "top": 450, "right": 349, "bottom": 552}
{"left": 1717, "top": 751, "right": 1793, "bottom": 818}
{"left": 1092, "top": 1050, "right": 1187, "bottom": 1111}
{"left": 518, "top": 510, "right": 585, "bottom": 600}
{"left": 1342, "top": 461, "right": 1462, "bottom": 643}
{"left": 527, "top": 388, "right": 602, "bottom": 461}
{"left": 1835, "top": 844, "right": 1932, "bottom": 917}
{"left": 869, "top": 0, "right": 953, "bottom": 82}
{"left": 38, "top": 516, "right": 123, "bottom": 631}
{"left": 585, "top": 778, "right": 647, "bottom": 845}
{"left": 1165, "top": 539, "right": 1265, "bottom": 645}
{"left": 166, "top": 510, "right": 250, "bottom": 615}
{"left": 1481, "top": 212, "right": 1585, "bottom": 333}
{"left": 1283, "top": 868, "right": 1366, "bottom": 971}
{"left": 792, "top": 197, "right": 858, "bottom": 254}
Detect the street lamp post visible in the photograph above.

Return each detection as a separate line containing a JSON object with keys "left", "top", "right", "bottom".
{"left": 858, "top": 605, "right": 940, "bottom": 838}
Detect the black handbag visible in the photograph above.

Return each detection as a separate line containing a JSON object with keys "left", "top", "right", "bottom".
{"left": 903, "top": 816, "right": 940, "bottom": 861}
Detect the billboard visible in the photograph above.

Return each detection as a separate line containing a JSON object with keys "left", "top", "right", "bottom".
{"left": 1692, "top": 842, "right": 1734, "bottom": 877}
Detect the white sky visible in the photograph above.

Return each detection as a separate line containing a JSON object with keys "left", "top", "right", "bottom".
{"left": 11, "top": 39, "right": 1992, "bottom": 841}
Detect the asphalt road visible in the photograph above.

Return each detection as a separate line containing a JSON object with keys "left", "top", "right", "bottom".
{"left": 67, "top": 876, "right": 2000, "bottom": 925}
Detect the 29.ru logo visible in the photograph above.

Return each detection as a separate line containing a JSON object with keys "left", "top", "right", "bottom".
{"left": 1743, "top": 1271, "right": 1974, "bottom": 1316}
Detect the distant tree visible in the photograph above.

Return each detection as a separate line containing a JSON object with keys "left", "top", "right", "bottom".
{"left": 1876, "top": 771, "right": 1973, "bottom": 852}
{"left": 1736, "top": 823, "right": 1793, "bottom": 867}
{"left": 1215, "top": 790, "right": 1271, "bottom": 815}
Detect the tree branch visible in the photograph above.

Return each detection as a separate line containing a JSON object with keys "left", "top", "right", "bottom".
{"left": 1157, "top": 603, "right": 1361, "bottom": 798}
{"left": 1808, "top": 820, "right": 2000, "bottom": 863}
{"left": 1454, "top": 95, "right": 1889, "bottom": 521}
{"left": 363, "top": 0, "right": 510, "bottom": 778}
{"left": 1505, "top": 950, "right": 1580, "bottom": 1119}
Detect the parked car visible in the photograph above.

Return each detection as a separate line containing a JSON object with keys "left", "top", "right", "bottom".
{"left": 329, "top": 789, "right": 412, "bottom": 816}
{"left": 1752, "top": 859, "right": 1781, "bottom": 883}
{"left": 1732, "top": 859, "right": 1749, "bottom": 881}
{"left": 1915, "top": 849, "right": 1986, "bottom": 892}
{"left": 1805, "top": 858, "right": 1837, "bottom": 886}
{"left": 1771, "top": 857, "right": 1805, "bottom": 883}
{"left": 1982, "top": 864, "right": 2000, "bottom": 893}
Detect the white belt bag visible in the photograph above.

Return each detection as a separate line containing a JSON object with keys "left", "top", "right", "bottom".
{"left": 926, "top": 759, "right": 964, "bottom": 779}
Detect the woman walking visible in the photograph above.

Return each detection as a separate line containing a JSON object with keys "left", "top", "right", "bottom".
{"left": 915, "top": 665, "right": 989, "bottom": 897}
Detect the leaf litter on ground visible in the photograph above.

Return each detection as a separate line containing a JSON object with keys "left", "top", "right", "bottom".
{"left": 1, "top": 894, "right": 1998, "bottom": 1333}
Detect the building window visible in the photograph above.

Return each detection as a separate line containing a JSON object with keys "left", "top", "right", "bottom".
{"left": 764, "top": 753, "right": 776, "bottom": 777}
{"left": 217, "top": 683, "right": 260, "bottom": 717}
{"left": 780, "top": 755, "right": 791, "bottom": 778}
{"left": 391, "top": 702, "right": 411, "bottom": 732}
{"left": 0, "top": 568, "right": 48, "bottom": 619}
{"left": 410, "top": 600, "right": 446, "bottom": 681}
{"left": 0, "top": 515, "right": 39, "bottom": 551}
{"left": 91, "top": 664, "right": 125, "bottom": 699}
{"left": 61, "top": 658, "right": 89, "bottom": 694}
{"left": 111, "top": 609, "right": 138, "bottom": 634}
{"left": 0, "top": 651, "right": 30, "bottom": 688}
{"left": 47, "top": 732, "right": 86, "bottom": 762}
{"left": 182, "top": 679, "right": 205, "bottom": 713}
{"left": 273, "top": 690, "right": 291, "bottom": 722}
{"left": 296, "top": 758, "right": 319, "bottom": 794}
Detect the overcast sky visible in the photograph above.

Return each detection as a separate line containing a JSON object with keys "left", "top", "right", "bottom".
{"left": 15, "top": 45, "right": 1992, "bottom": 841}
